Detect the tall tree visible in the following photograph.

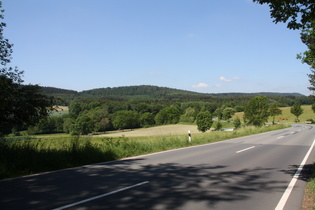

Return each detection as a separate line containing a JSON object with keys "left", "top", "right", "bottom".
{"left": 253, "top": 0, "right": 315, "bottom": 96}
{"left": 0, "top": 1, "right": 53, "bottom": 136}
{"left": 269, "top": 103, "right": 282, "bottom": 124}
{"left": 244, "top": 96, "right": 269, "bottom": 127}
{"left": 290, "top": 101, "right": 304, "bottom": 122}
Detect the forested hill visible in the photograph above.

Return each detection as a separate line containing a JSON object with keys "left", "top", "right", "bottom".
{"left": 80, "top": 85, "right": 211, "bottom": 100}
{"left": 41, "top": 85, "right": 308, "bottom": 105}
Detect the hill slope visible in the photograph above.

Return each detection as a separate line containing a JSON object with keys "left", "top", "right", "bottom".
{"left": 41, "top": 85, "right": 307, "bottom": 104}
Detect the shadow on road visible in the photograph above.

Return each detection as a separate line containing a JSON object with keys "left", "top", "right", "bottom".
{"left": 280, "top": 164, "right": 313, "bottom": 182}
{"left": 0, "top": 158, "right": 291, "bottom": 209}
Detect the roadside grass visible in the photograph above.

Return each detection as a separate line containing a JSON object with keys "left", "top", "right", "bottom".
{"left": 303, "top": 163, "right": 315, "bottom": 210}
{"left": 0, "top": 124, "right": 289, "bottom": 180}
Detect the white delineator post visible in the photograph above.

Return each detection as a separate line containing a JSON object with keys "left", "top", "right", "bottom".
{"left": 188, "top": 130, "right": 192, "bottom": 143}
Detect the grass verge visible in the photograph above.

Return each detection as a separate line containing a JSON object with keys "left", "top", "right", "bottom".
{"left": 303, "top": 163, "right": 315, "bottom": 210}
{"left": 0, "top": 124, "right": 288, "bottom": 180}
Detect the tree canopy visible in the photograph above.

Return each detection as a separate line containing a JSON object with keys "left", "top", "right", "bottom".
{"left": 196, "top": 111, "right": 213, "bottom": 132}
{"left": 244, "top": 95, "right": 270, "bottom": 127}
{"left": 290, "top": 101, "right": 304, "bottom": 122}
{"left": 253, "top": 0, "right": 315, "bottom": 30}
{"left": 253, "top": 0, "right": 315, "bottom": 97}
{"left": 0, "top": 1, "right": 53, "bottom": 136}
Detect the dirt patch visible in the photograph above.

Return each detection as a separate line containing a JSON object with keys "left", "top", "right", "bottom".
{"left": 53, "top": 106, "right": 69, "bottom": 111}
{"left": 98, "top": 124, "right": 201, "bottom": 137}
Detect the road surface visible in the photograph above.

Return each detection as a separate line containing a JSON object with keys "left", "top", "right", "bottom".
{"left": 1, "top": 124, "right": 315, "bottom": 209}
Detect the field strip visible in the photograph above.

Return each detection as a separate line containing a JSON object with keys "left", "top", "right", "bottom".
{"left": 236, "top": 146, "right": 255, "bottom": 153}
{"left": 275, "top": 139, "right": 315, "bottom": 210}
{"left": 52, "top": 181, "right": 149, "bottom": 210}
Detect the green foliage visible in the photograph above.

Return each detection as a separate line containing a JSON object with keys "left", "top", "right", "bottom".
{"left": 235, "top": 105, "right": 245, "bottom": 112}
{"left": 73, "top": 114, "right": 94, "bottom": 135}
{"left": 0, "top": 124, "right": 289, "bottom": 179}
{"left": 252, "top": 0, "right": 314, "bottom": 30}
{"left": 269, "top": 103, "right": 282, "bottom": 124}
{"left": 180, "top": 107, "right": 196, "bottom": 123}
{"left": 69, "top": 100, "right": 84, "bottom": 118}
{"left": 63, "top": 118, "right": 73, "bottom": 134}
{"left": 213, "top": 108, "right": 223, "bottom": 120}
{"left": 196, "top": 111, "right": 213, "bottom": 132}
{"left": 215, "top": 121, "right": 223, "bottom": 131}
{"left": 155, "top": 106, "right": 181, "bottom": 125}
{"left": 140, "top": 112, "right": 155, "bottom": 127}
{"left": 244, "top": 95, "right": 269, "bottom": 127}
{"left": 291, "top": 101, "right": 304, "bottom": 122}
{"left": 112, "top": 110, "right": 140, "bottom": 129}
{"left": 253, "top": 0, "right": 315, "bottom": 99}
{"left": 234, "top": 117, "right": 242, "bottom": 130}
{"left": 87, "top": 107, "right": 110, "bottom": 132}
{"left": 0, "top": 4, "right": 53, "bottom": 136}
{"left": 0, "top": 78, "right": 53, "bottom": 136}
{"left": 222, "top": 107, "right": 236, "bottom": 122}
{"left": 27, "top": 116, "right": 64, "bottom": 134}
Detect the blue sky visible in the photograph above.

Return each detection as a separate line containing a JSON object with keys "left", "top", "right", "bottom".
{"left": 2, "top": 0, "right": 312, "bottom": 95}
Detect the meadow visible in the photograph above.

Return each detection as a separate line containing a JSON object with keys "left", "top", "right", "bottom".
{"left": 234, "top": 105, "right": 315, "bottom": 124}
{"left": 1, "top": 105, "right": 313, "bottom": 180}
{"left": 0, "top": 123, "right": 288, "bottom": 180}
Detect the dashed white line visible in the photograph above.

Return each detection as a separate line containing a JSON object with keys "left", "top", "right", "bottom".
{"left": 236, "top": 146, "right": 255, "bottom": 153}
{"left": 52, "top": 181, "right": 149, "bottom": 210}
{"left": 277, "top": 136, "right": 284, "bottom": 139}
{"left": 275, "top": 139, "right": 315, "bottom": 210}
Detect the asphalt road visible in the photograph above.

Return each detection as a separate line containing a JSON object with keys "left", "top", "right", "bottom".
{"left": 1, "top": 124, "right": 315, "bottom": 210}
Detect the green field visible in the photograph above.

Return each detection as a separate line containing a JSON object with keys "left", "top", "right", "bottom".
{"left": 0, "top": 123, "right": 289, "bottom": 180}
{"left": 234, "top": 105, "right": 315, "bottom": 124}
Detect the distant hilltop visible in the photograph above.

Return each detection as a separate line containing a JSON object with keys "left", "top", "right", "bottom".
{"left": 41, "top": 85, "right": 307, "bottom": 105}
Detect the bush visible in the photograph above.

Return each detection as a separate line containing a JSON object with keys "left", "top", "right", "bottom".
{"left": 196, "top": 111, "right": 213, "bottom": 132}
{"left": 234, "top": 117, "right": 242, "bottom": 129}
{"left": 306, "top": 119, "right": 315, "bottom": 124}
{"left": 215, "top": 121, "right": 223, "bottom": 131}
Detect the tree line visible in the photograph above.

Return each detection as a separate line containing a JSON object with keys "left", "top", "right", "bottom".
{"left": 23, "top": 95, "right": 308, "bottom": 135}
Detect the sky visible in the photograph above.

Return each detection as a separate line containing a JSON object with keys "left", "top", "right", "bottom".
{"left": 2, "top": 0, "right": 312, "bottom": 95}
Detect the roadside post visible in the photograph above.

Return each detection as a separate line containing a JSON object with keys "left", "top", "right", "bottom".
{"left": 188, "top": 130, "right": 192, "bottom": 143}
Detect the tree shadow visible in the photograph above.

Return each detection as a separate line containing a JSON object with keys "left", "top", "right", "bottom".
{"left": 0, "top": 159, "right": 288, "bottom": 209}
{"left": 280, "top": 164, "right": 313, "bottom": 182}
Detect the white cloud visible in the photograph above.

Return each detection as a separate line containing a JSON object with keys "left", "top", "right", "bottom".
{"left": 219, "top": 76, "right": 240, "bottom": 82}
{"left": 192, "top": 83, "right": 224, "bottom": 89}
{"left": 219, "top": 76, "right": 232, "bottom": 82}
{"left": 192, "top": 83, "right": 210, "bottom": 88}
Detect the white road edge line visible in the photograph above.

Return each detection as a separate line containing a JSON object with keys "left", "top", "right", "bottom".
{"left": 236, "top": 146, "right": 255, "bottom": 153}
{"left": 52, "top": 181, "right": 149, "bottom": 210}
{"left": 275, "top": 139, "right": 315, "bottom": 210}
